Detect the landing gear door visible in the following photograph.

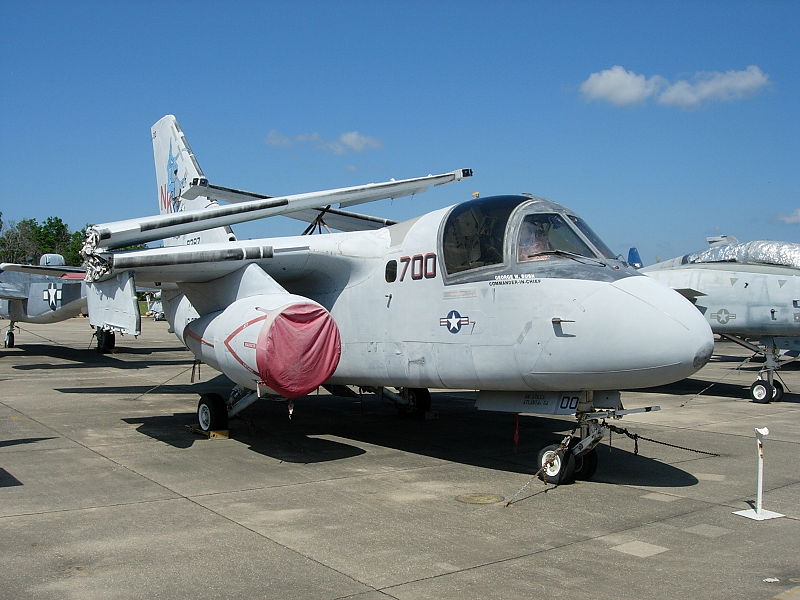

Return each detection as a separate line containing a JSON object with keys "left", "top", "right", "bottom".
{"left": 87, "top": 270, "right": 141, "bottom": 336}
{"left": 475, "top": 391, "right": 621, "bottom": 414}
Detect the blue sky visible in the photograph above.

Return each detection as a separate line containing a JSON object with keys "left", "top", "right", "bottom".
{"left": 1, "top": 1, "right": 797, "bottom": 264}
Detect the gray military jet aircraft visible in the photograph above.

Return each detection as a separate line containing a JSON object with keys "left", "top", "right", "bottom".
{"left": 0, "top": 254, "right": 97, "bottom": 348}
{"left": 80, "top": 115, "right": 714, "bottom": 483}
{"left": 637, "top": 237, "right": 800, "bottom": 403}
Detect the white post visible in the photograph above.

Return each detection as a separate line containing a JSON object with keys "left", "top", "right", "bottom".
{"left": 734, "top": 427, "right": 784, "bottom": 521}
{"left": 754, "top": 427, "right": 767, "bottom": 515}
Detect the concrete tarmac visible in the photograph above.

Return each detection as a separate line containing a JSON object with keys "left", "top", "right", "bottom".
{"left": 1, "top": 318, "right": 798, "bottom": 599}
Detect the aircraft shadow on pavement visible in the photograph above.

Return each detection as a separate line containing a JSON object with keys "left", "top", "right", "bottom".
{"left": 122, "top": 412, "right": 367, "bottom": 462}
{"left": 56, "top": 384, "right": 198, "bottom": 396}
{"left": 0, "top": 468, "right": 23, "bottom": 488}
{"left": 7, "top": 344, "right": 193, "bottom": 370}
{"left": 58, "top": 375, "right": 238, "bottom": 398}
{"left": 0, "top": 437, "right": 57, "bottom": 448}
{"left": 112, "top": 346, "right": 189, "bottom": 355}
{"left": 122, "top": 391, "right": 697, "bottom": 487}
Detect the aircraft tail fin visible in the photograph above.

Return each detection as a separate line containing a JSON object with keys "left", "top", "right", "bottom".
{"left": 151, "top": 115, "right": 236, "bottom": 247}
{"left": 627, "top": 247, "right": 643, "bottom": 269}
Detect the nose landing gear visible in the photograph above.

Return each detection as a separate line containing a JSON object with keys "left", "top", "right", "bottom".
{"left": 536, "top": 406, "right": 659, "bottom": 485}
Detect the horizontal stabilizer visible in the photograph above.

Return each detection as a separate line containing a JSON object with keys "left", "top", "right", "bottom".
{"left": 674, "top": 288, "right": 707, "bottom": 299}
{"left": 86, "top": 168, "right": 472, "bottom": 251}
{"left": 185, "top": 180, "right": 398, "bottom": 231}
{"left": 0, "top": 263, "right": 86, "bottom": 278}
{"left": 286, "top": 207, "right": 397, "bottom": 232}
{"left": 181, "top": 179, "right": 272, "bottom": 204}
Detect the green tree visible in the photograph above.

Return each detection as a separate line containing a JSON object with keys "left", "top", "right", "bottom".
{"left": 0, "top": 217, "right": 149, "bottom": 265}
{"left": 64, "top": 228, "right": 87, "bottom": 266}
{"left": 34, "top": 216, "right": 72, "bottom": 257}
{"left": 0, "top": 218, "right": 40, "bottom": 264}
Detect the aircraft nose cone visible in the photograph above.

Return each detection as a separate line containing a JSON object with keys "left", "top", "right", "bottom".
{"left": 523, "top": 274, "right": 714, "bottom": 391}
{"left": 610, "top": 275, "right": 714, "bottom": 383}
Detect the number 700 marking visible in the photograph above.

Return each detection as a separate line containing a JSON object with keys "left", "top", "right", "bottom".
{"left": 399, "top": 253, "right": 437, "bottom": 281}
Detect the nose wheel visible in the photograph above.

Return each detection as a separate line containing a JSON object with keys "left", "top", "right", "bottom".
{"left": 537, "top": 443, "right": 575, "bottom": 484}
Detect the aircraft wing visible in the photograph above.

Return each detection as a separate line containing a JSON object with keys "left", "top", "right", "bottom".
{"left": 86, "top": 168, "right": 472, "bottom": 252}
{"left": 0, "top": 263, "right": 86, "bottom": 278}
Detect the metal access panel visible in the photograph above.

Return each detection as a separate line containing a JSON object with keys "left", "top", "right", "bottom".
{"left": 87, "top": 271, "right": 141, "bottom": 335}
{"left": 475, "top": 390, "right": 621, "bottom": 415}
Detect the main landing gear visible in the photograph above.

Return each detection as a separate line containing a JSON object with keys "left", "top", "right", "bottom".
{"left": 721, "top": 335, "right": 789, "bottom": 403}
{"left": 197, "top": 393, "right": 229, "bottom": 432}
{"left": 94, "top": 328, "right": 116, "bottom": 353}
{"left": 750, "top": 378, "right": 784, "bottom": 404}
{"left": 195, "top": 385, "right": 288, "bottom": 433}
{"left": 193, "top": 384, "right": 437, "bottom": 433}
{"left": 4, "top": 322, "right": 16, "bottom": 348}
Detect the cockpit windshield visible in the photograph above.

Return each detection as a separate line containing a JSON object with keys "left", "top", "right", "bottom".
{"left": 567, "top": 215, "right": 616, "bottom": 259}
{"left": 441, "top": 195, "right": 618, "bottom": 279}
{"left": 442, "top": 196, "right": 525, "bottom": 275}
{"left": 517, "top": 214, "right": 595, "bottom": 261}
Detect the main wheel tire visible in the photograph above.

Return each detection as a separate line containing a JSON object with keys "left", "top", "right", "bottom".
{"left": 398, "top": 387, "right": 432, "bottom": 418}
{"left": 4, "top": 332, "right": 14, "bottom": 348}
{"left": 197, "top": 393, "right": 228, "bottom": 432}
{"left": 537, "top": 444, "right": 575, "bottom": 485}
{"left": 96, "top": 329, "right": 116, "bottom": 353}
{"left": 573, "top": 448, "right": 599, "bottom": 481}
{"left": 772, "top": 380, "right": 784, "bottom": 402}
{"left": 750, "top": 380, "right": 772, "bottom": 404}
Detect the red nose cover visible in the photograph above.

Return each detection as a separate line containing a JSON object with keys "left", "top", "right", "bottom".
{"left": 255, "top": 303, "right": 341, "bottom": 398}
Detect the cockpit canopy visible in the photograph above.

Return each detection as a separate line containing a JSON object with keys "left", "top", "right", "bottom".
{"left": 441, "top": 195, "right": 616, "bottom": 277}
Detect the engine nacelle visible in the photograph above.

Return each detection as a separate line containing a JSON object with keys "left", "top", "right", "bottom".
{"left": 183, "top": 294, "right": 341, "bottom": 398}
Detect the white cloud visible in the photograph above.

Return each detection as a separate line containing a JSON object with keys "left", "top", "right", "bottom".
{"left": 265, "top": 130, "right": 292, "bottom": 147}
{"left": 338, "top": 131, "right": 382, "bottom": 153}
{"left": 778, "top": 208, "right": 800, "bottom": 224}
{"left": 658, "top": 65, "right": 770, "bottom": 108}
{"left": 580, "top": 65, "right": 769, "bottom": 109}
{"left": 266, "top": 130, "right": 382, "bottom": 154}
{"left": 580, "top": 65, "right": 665, "bottom": 106}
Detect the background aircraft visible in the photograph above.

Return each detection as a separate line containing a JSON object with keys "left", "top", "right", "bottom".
{"left": 80, "top": 115, "right": 714, "bottom": 484}
{"left": 633, "top": 237, "right": 800, "bottom": 402}
{"left": 0, "top": 254, "right": 98, "bottom": 348}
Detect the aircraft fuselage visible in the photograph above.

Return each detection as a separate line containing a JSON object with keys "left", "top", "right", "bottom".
{"left": 642, "top": 262, "right": 800, "bottom": 339}
{"left": 160, "top": 196, "right": 714, "bottom": 394}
